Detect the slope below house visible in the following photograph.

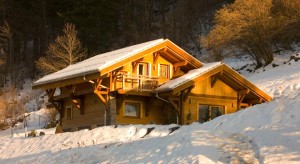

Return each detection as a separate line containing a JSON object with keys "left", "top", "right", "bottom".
{"left": 32, "top": 39, "right": 271, "bottom": 131}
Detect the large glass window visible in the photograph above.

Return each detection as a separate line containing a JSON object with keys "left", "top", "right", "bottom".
{"left": 198, "top": 105, "right": 224, "bottom": 123}
{"left": 124, "top": 102, "right": 141, "bottom": 117}
{"left": 160, "top": 64, "right": 169, "bottom": 78}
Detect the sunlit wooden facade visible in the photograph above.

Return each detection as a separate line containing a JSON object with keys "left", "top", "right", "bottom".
{"left": 33, "top": 39, "right": 272, "bottom": 131}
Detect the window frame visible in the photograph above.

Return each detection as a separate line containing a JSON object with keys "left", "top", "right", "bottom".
{"left": 124, "top": 102, "right": 141, "bottom": 118}
{"left": 137, "top": 62, "right": 149, "bottom": 76}
{"left": 198, "top": 104, "right": 224, "bottom": 122}
{"left": 159, "top": 64, "right": 170, "bottom": 78}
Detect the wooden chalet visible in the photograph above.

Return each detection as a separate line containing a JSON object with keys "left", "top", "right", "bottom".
{"left": 32, "top": 39, "right": 272, "bottom": 131}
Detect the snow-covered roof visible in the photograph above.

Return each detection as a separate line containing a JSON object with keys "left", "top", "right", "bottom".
{"left": 156, "top": 62, "right": 222, "bottom": 92}
{"left": 33, "top": 39, "right": 165, "bottom": 87}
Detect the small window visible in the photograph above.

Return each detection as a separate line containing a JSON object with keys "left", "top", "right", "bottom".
{"left": 160, "top": 64, "right": 169, "bottom": 78}
{"left": 124, "top": 102, "right": 141, "bottom": 117}
{"left": 66, "top": 107, "right": 72, "bottom": 119}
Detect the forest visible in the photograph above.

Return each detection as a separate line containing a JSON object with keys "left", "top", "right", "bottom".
{"left": 0, "top": 0, "right": 299, "bottom": 88}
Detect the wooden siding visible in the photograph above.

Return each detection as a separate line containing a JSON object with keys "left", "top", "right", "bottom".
{"left": 192, "top": 78, "right": 237, "bottom": 97}
{"left": 182, "top": 77, "right": 238, "bottom": 124}
{"left": 115, "top": 96, "right": 166, "bottom": 125}
{"left": 62, "top": 93, "right": 106, "bottom": 131}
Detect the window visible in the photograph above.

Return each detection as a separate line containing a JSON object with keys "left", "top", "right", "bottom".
{"left": 198, "top": 105, "right": 224, "bottom": 123}
{"left": 160, "top": 64, "right": 169, "bottom": 78}
{"left": 137, "top": 63, "right": 148, "bottom": 76}
{"left": 66, "top": 107, "right": 72, "bottom": 119}
{"left": 124, "top": 102, "right": 141, "bottom": 117}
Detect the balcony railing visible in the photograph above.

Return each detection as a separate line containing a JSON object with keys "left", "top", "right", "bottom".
{"left": 116, "top": 72, "right": 159, "bottom": 91}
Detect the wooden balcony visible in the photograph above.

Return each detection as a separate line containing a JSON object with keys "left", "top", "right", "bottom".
{"left": 116, "top": 72, "right": 159, "bottom": 92}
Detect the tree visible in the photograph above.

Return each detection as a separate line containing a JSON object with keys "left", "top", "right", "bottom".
{"left": 0, "top": 20, "right": 12, "bottom": 70}
{"left": 202, "top": 0, "right": 300, "bottom": 68}
{"left": 36, "top": 23, "right": 87, "bottom": 74}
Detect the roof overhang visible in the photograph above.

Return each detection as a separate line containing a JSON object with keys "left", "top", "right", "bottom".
{"left": 33, "top": 39, "right": 203, "bottom": 90}
{"left": 156, "top": 64, "right": 272, "bottom": 103}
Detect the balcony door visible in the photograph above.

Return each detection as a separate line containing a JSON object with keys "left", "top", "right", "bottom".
{"left": 138, "top": 63, "right": 148, "bottom": 76}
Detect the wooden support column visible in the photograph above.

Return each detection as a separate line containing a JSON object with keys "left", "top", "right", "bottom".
{"left": 167, "top": 97, "right": 180, "bottom": 124}
{"left": 237, "top": 89, "right": 250, "bottom": 109}
{"left": 182, "top": 85, "right": 195, "bottom": 103}
{"left": 180, "top": 91, "right": 184, "bottom": 125}
{"left": 111, "top": 67, "right": 123, "bottom": 91}
{"left": 92, "top": 78, "right": 110, "bottom": 125}
{"left": 45, "top": 88, "right": 65, "bottom": 124}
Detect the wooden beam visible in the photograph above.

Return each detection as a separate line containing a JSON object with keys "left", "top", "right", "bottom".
{"left": 173, "top": 80, "right": 195, "bottom": 95}
{"left": 167, "top": 97, "right": 180, "bottom": 117}
{"left": 46, "top": 88, "right": 56, "bottom": 100}
{"left": 111, "top": 67, "right": 123, "bottom": 91}
{"left": 94, "top": 79, "right": 103, "bottom": 91}
{"left": 238, "top": 94, "right": 246, "bottom": 103}
{"left": 94, "top": 91, "right": 107, "bottom": 104}
{"left": 188, "top": 93, "right": 237, "bottom": 100}
{"left": 66, "top": 85, "right": 77, "bottom": 96}
{"left": 182, "top": 85, "right": 194, "bottom": 102}
{"left": 153, "top": 52, "right": 160, "bottom": 65}
{"left": 164, "top": 40, "right": 203, "bottom": 68}
{"left": 173, "top": 61, "right": 188, "bottom": 68}
{"left": 237, "top": 89, "right": 250, "bottom": 110}
{"left": 238, "top": 89, "right": 250, "bottom": 95}
{"left": 211, "top": 71, "right": 223, "bottom": 88}
{"left": 173, "top": 67, "right": 181, "bottom": 77}
{"left": 91, "top": 78, "right": 110, "bottom": 106}
{"left": 247, "top": 98, "right": 264, "bottom": 104}
{"left": 179, "top": 91, "right": 184, "bottom": 124}
{"left": 132, "top": 57, "right": 144, "bottom": 73}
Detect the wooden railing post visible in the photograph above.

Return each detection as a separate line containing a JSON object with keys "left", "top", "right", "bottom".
{"left": 122, "top": 74, "right": 125, "bottom": 90}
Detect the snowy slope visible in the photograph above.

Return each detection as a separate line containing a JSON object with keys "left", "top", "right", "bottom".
{"left": 0, "top": 53, "right": 299, "bottom": 163}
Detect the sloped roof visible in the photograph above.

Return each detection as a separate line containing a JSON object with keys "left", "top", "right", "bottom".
{"left": 156, "top": 63, "right": 272, "bottom": 103}
{"left": 33, "top": 39, "right": 164, "bottom": 87}
{"left": 156, "top": 62, "right": 222, "bottom": 92}
{"left": 33, "top": 39, "right": 203, "bottom": 89}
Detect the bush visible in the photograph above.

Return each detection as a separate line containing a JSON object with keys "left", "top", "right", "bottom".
{"left": 28, "top": 130, "right": 37, "bottom": 137}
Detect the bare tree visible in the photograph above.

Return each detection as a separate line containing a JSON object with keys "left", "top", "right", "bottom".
{"left": 202, "top": 0, "right": 300, "bottom": 68}
{"left": 36, "top": 23, "right": 87, "bottom": 74}
{"left": 1, "top": 85, "right": 24, "bottom": 127}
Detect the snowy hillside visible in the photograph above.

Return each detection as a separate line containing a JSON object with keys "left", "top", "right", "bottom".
{"left": 0, "top": 53, "right": 299, "bottom": 163}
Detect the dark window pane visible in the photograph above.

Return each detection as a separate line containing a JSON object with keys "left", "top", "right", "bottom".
{"left": 210, "top": 106, "right": 223, "bottom": 120}
{"left": 125, "top": 102, "right": 140, "bottom": 117}
{"left": 199, "top": 105, "right": 209, "bottom": 123}
{"left": 138, "top": 65, "right": 143, "bottom": 75}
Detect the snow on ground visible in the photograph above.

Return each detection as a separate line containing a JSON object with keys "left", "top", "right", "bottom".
{"left": 0, "top": 52, "right": 299, "bottom": 163}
